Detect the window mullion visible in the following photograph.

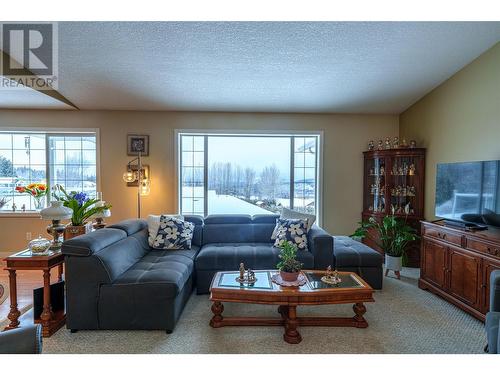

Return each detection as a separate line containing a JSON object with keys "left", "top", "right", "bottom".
{"left": 290, "top": 137, "right": 295, "bottom": 210}
{"left": 203, "top": 135, "right": 208, "bottom": 217}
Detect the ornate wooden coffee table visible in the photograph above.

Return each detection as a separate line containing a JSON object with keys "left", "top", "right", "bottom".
{"left": 209, "top": 269, "right": 375, "bottom": 344}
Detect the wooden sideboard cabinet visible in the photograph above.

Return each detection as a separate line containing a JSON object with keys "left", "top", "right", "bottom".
{"left": 419, "top": 220, "right": 500, "bottom": 321}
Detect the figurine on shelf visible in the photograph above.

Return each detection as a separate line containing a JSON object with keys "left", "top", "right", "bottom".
{"left": 377, "top": 140, "right": 384, "bottom": 150}
{"left": 403, "top": 163, "right": 409, "bottom": 175}
{"left": 12, "top": 202, "right": 16, "bottom": 212}
{"left": 21, "top": 204, "right": 26, "bottom": 212}
{"left": 392, "top": 137, "right": 399, "bottom": 149}
{"left": 380, "top": 166, "right": 385, "bottom": 176}
{"left": 409, "top": 140, "right": 417, "bottom": 148}
{"left": 400, "top": 138, "right": 408, "bottom": 148}
{"left": 369, "top": 168, "right": 374, "bottom": 175}
{"left": 384, "top": 137, "right": 391, "bottom": 149}
{"left": 368, "top": 140, "right": 375, "bottom": 151}
{"left": 409, "top": 164, "right": 416, "bottom": 176}
{"left": 404, "top": 202, "right": 411, "bottom": 215}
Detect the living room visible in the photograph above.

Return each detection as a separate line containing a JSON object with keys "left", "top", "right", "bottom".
{"left": 0, "top": 1, "right": 499, "bottom": 372}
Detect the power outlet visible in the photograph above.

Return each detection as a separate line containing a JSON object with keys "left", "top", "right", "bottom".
{"left": 26, "top": 232, "right": 32, "bottom": 241}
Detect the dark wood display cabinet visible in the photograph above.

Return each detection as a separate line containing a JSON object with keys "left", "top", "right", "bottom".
{"left": 362, "top": 148, "right": 426, "bottom": 267}
{"left": 419, "top": 220, "right": 500, "bottom": 321}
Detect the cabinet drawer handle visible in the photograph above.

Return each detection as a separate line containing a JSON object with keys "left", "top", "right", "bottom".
{"left": 437, "top": 233, "right": 447, "bottom": 240}
{"left": 487, "top": 247, "right": 499, "bottom": 255}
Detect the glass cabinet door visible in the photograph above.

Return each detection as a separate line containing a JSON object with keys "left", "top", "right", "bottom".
{"left": 389, "top": 155, "right": 422, "bottom": 217}
{"left": 364, "top": 157, "right": 386, "bottom": 214}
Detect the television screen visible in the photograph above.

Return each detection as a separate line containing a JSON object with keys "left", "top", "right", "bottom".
{"left": 435, "top": 160, "right": 500, "bottom": 225}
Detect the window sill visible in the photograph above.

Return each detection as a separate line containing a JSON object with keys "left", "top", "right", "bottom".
{"left": 0, "top": 212, "right": 42, "bottom": 218}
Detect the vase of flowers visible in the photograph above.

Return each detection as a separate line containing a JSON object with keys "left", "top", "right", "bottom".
{"left": 15, "top": 183, "right": 48, "bottom": 210}
{"left": 276, "top": 241, "right": 303, "bottom": 282}
{"left": 53, "top": 185, "right": 112, "bottom": 240}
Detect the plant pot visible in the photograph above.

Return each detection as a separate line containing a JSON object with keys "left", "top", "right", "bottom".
{"left": 280, "top": 270, "right": 300, "bottom": 282}
{"left": 64, "top": 223, "right": 93, "bottom": 241}
{"left": 385, "top": 254, "right": 403, "bottom": 272}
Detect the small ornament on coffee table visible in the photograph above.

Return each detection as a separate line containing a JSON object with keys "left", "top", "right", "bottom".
{"left": 321, "top": 265, "right": 342, "bottom": 286}
{"left": 236, "top": 263, "right": 257, "bottom": 284}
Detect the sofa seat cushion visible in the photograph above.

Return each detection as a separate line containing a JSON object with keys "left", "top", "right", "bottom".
{"left": 112, "top": 251, "right": 194, "bottom": 298}
{"left": 333, "top": 236, "right": 383, "bottom": 268}
{"left": 195, "top": 242, "right": 314, "bottom": 271}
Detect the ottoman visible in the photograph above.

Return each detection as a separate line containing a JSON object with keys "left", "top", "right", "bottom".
{"left": 333, "top": 236, "right": 383, "bottom": 289}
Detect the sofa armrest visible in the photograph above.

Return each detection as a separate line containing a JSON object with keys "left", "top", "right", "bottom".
{"left": 308, "top": 225, "right": 334, "bottom": 269}
{"left": 491, "top": 270, "right": 500, "bottom": 312}
{"left": 0, "top": 324, "right": 42, "bottom": 354}
{"left": 486, "top": 311, "right": 500, "bottom": 354}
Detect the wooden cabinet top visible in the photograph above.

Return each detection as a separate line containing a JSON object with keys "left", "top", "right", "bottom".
{"left": 363, "top": 148, "right": 426, "bottom": 157}
{"left": 422, "top": 220, "right": 500, "bottom": 245}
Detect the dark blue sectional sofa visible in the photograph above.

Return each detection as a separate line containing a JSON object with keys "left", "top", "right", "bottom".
{"left": 61, "top": 214, "right": 382, "bottom": 332}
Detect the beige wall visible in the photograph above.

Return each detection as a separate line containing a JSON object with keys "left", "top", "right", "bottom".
{"left": 0, "top": 110, "right": 398, "bottom": 252}
{"left": 400, "top": 42, "right": 500, "bottom": 220}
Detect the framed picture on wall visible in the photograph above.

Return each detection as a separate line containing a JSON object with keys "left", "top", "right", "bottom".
{"left": 127, "top": 134, "right": 149, "bottom": 156}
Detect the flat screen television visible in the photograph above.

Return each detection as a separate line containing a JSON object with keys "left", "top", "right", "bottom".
{"left": 435, "top": 160, "right": 500, "bottom": 228}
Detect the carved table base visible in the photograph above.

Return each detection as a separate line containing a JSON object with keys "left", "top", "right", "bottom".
{"left": 209, "top": 301, "right": 369, "bottom": 344}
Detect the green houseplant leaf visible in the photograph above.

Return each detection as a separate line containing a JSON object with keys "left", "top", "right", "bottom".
{"left": 351, "top": 215, "right": 418, "bottom": 264}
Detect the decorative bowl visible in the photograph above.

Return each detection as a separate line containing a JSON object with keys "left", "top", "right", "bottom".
{"left": 29, "top": 235, "right": 51, "bottom": 255}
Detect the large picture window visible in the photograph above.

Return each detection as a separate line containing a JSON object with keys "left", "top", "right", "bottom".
{"left": 0, "top": 130, "right": 98, "bottom": 212}
{"left": 178, "top": 132, "right": 321, "bottom": 219}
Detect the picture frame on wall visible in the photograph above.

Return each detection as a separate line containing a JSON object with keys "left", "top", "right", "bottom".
{"left": 127, "top": 134, "right": 149, "bottom": 156}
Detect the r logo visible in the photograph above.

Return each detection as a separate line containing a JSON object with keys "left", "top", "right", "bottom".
{"left": 2, "top": 23, "right": 54, "bottom": 75}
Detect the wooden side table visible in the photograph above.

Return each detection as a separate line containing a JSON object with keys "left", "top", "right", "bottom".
{"left": 3, "top": 249, "right": 65, "bottom": 337}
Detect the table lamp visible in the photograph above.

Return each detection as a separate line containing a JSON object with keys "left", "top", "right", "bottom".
{"left": 40, "top": 201, "right": 73, "bottom": 250}
{"left": 91, "top": 200, "right": 111, "bottom": 229}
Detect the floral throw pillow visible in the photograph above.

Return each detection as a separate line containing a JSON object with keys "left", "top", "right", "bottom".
{"left": 152, "top": 215, "right": 195, "bottom": 250}
{"left": 273, "top": 218, "right": 309, "bottom": 251}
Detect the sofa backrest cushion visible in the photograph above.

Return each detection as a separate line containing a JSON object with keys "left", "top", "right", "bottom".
{"left": 62, "top": 219, "right": 150, "bottom": 282}
{"left": 95, "top": 229, "right": 150, "bottom": 281}
{"left": 184, "top": 215, "right": 204, "bottom": 247}
{"left": 203, "top": 214, "right": 279, "bottom": 244}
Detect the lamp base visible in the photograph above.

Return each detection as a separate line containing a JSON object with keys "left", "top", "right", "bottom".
{"left": 93, "top": 218, "right": 106, "bottom": 230}
{"left": 47, "top": 220, "right": 66, "bottom": 250}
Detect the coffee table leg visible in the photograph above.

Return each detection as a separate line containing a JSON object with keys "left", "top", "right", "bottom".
{"left": 283, "top": 305, "right": 302, "bottom": 344}
{"left": 353, "top": 302, "right": 368, "bottom": 328}
{"left": 7, "top": 270, "right": 20, "bottom": 329}
{"left": 210, "top": 301, "right": 224, "bottom": 328}
{"left": 278, "top": 305, "right": 289, "bottom": 319}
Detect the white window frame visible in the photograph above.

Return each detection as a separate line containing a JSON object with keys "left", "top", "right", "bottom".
{"left": 0, "top": 127, "right": 101, "bottom": 217}
{"left": 174, "top": 129, "right": 324, "bottom": 226}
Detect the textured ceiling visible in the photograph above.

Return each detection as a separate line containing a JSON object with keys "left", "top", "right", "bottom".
{"left": 1, "top": 22, "right": 500, "bottom": 113}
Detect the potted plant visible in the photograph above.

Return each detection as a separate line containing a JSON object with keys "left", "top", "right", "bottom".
{"left": 276, "top": 241, "right": 303, "bottom": 282}
{"left": 53, "top": 185, "right": 111, "bottom": 240}
{"left": 351, "top": 215, "right": 418, "bottom": 278}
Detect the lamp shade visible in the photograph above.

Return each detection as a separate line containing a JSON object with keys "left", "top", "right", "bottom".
{"left": 40, "top": 201, "right": 73, "bottom": 220}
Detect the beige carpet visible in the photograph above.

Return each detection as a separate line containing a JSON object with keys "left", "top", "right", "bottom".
{"left": 43, "top": 268, "right": 486, "bottom": 354}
